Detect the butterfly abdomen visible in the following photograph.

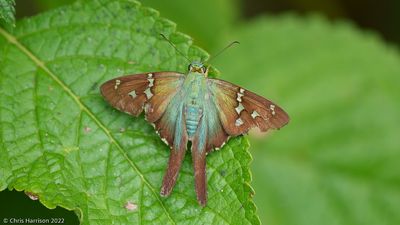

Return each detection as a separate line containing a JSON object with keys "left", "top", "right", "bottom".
{"left": 185, "top": 105, "right": 202, "bottom": 138}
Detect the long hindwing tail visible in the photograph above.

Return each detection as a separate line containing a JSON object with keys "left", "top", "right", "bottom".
{"left": 192, "top": 116, "right": 208, "bottom": 206}
{"left": 100, "top": 72, "right": 184, "bottom": 118}
{"left": 191, "top": 100, "right": 230, "bottom": 206}
{"left": 101, "top": 71, "right": 188, "bottom": 196}
{"left": 208, "top": 78, "right": 290, "bottom": 136}
{"left": 152, "top": 87, "right": 189, "bottom": 196}
{"left": 160, "top": 103, "right": 188, "bottom": 196}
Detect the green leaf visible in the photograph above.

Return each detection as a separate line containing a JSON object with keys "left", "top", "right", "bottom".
{"left": 215, "top": 15, "right": 400, "bottom": 225}
{"left": 0, "top": 0, "right": 259, "bottom": 224}
{"left": 0, "top": 0, "right": 15, "bottom": 26}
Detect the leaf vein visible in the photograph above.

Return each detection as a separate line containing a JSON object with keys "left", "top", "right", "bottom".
{"left": 0, "top": 27, "right": 176, "bottom": 224}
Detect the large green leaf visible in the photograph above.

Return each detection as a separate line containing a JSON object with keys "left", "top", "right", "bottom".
{"left": 0, "top": 0, "right": 15, "bottom": 26}
{"left": 0, "top": 0, "right": 259, "bottom": 224}
{"left": 215, "top": 15, "right": 400, "bottom": 225}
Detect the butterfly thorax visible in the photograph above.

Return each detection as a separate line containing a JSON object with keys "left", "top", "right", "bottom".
{"left": 183, "top": 71, "right": 207, "bottom": 140}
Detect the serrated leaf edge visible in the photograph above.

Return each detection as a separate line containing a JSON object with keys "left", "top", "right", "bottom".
{"left": 0, "top": 22, "right": 177, "bottom": 225}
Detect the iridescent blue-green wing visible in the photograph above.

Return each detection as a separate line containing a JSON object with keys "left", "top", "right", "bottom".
{"left": 100, "top": 72, "right": 185, "bottom": 118}
{"left": 190, "top": 94, "right": 230, "bottom": 206}
{"left": 207, "top": 78, "right": 290, "bottom": 136}
{"left": 101, "top": 72, "right": 189, "bottom": 197}
{"left": 190, "top": 77, "right": 289, "bottom": 206}
{"left": 156, "top": 91, "right": 189, "bottom": 197}
{"left": 191, "top": 117, "right": 208, "bottom": 206}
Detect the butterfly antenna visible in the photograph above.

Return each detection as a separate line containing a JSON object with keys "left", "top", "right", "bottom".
{"left": 160, "top": 34, "right": 191, "bottom": 63}
{"left": 206, "top": 41, "right": 240, "bottom": 63}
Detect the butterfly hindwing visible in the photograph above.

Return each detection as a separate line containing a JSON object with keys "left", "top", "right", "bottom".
{"left": 153, "top": 95, "right": 186, "bottom": 149}
{"left": 159, "top": 100, "right": 188, "bottom": 196}
{"left": 191, "top": 116, "right": 208, "bottom": 206}
{"left": 101, "top": 71, "right": 190, "bottom": 197}
{"left": 145, "top": 73, "right": 185, "bottom": 123}
{"left": 203, "top": 93, "right": 230, "bottom": 151}
{"left": 189, "top": 84, "right": 231, "bottom": 206}
{"left": 208, "top": 78, "right": 289, "bottom": 136}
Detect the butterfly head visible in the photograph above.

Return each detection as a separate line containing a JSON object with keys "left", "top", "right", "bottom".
{"left": 188, "top": 61, "right": 208, "bottom": 75}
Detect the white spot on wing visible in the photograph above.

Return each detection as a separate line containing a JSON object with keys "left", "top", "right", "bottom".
{"left": 144, "top": 74, "right": 154, "bottom": 99}
{"left": 221, "top": 141, "right": 226, "bottom": 147}
{"left": 114, "top": 79, "right": 121, "bottom": 90}
{"left": 270, "top": 104, "right": 276, "bottom": 116}
{"left": 235, "top": 103, "right": 245, "bottom": 114}
{"left": 236, "top": 92, "right": 244, "bottom": 102}
{"left": 161, "top": 138, "right": 169, "bottom": 145}
{"left": 235, "top": 118, "right": 244, "bottom": 126}
{"left": 215, "top": 136, "right": 230, "bottom": 150}
{"left": 217, "top": 141, "right": 226, "bottom": 150}
{"left": 148, "top": 78, "right": 154, "bottom": 87}
{"left": 144, "top": 88, "right": 153, "bottom": 99}
{"left": 129, "top": 90, "right": 137, "bottom": 99}
{"left": 251, "top": 110, "right": 260, "bottom": 119}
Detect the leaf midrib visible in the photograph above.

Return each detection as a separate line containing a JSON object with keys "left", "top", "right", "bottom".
{"left": 0, "top": 27, "right": 176, "bottom": 224}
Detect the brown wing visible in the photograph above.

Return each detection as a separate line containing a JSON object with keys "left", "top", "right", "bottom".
{"left": 208, "top": 78, "right": 289, "bottom": 136}
{"left": 100, "top": 71, "right": 184, "bottom": 118}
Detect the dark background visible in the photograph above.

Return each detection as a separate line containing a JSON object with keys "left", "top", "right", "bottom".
{"left": 244, "top": 0, "right": 400, "bottom": 46}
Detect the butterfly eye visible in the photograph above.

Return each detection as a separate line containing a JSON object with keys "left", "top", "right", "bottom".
{"left": 188, "top": 64, "right": 192, "bottom": 71}
{"left": 201, "top": 66, "right": 207, "bottom": 73}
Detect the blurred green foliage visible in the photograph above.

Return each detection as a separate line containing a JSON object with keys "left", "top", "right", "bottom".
{"left": 141, "top": 0, "right": 238, "bottom": 49}
{"left": 3, "top": 0, "right": 400, "bottom": 225}
{"left": 214, "top": 16, "right": 400, "bottom": 225}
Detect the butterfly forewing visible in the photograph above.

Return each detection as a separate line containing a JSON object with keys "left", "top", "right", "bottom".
{"left": 241, "top": 91, "right": 289, "bottom": 130}
{"left": 101, "top": 74, "right": 149, "bottom": 116}
{"left": 100, "top": 72, "right": 185, "bottom": 118}
{"left": 208, "top": 78, "right": 289, "bottom": 136}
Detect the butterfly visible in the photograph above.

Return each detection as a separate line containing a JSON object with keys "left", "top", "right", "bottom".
{"left": 100, "top": 42, "right": 289, "bottom": 206}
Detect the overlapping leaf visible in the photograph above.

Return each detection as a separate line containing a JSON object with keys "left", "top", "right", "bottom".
{"left": 0, "top": 0, "right": 259, "bottom": 224}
